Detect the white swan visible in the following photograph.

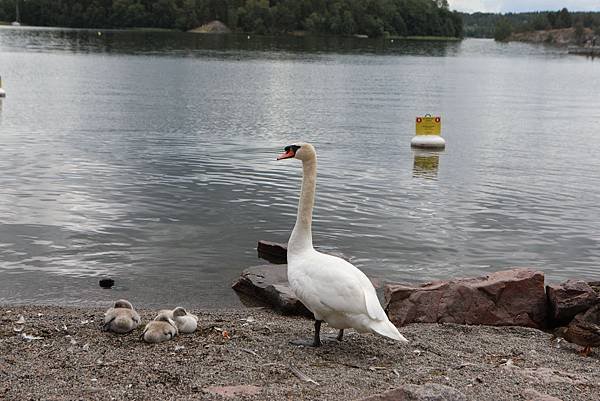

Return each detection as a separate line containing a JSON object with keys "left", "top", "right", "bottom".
{"left": 277, "top": 143, "right": 408, "bottom": 347}
{"left": 154, "top": 307, "right": 198, "bottom": 334}
{"left": 103, "top": 299, "right": 141, "bottom": 334}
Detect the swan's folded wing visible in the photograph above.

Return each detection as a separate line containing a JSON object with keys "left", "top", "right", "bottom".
{"left": 296, "top": 253, "right": 382, "bottom": 319}
{"left": 363, "top": 283, "right": 388, "bottom": 321}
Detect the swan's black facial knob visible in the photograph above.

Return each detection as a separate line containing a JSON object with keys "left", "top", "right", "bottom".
{"left": 277, "top": 145, "right": 301, "bottom": 160}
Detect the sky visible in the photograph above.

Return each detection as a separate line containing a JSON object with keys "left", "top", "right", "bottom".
{"left": 448, "top": 0, "right": 600, "bottom": 13}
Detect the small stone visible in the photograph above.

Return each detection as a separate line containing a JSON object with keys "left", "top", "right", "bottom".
{"left": 99, "top": 278, "right": 115, "bottom": 289}
{"left": 204, "top": 385, "right": 261, "bottom": 398}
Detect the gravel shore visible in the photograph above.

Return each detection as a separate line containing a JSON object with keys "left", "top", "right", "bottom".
{"left": 1, "top": 305, "right": 599, "bottom": 400}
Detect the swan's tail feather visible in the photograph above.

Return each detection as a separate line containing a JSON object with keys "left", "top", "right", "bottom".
{"left": 370, "top": 319, "right": 409, "bottom": 343}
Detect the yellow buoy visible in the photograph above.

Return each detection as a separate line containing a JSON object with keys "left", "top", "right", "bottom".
{"left": 411, "top": 114, "right": 445, "bottom": 149}
{"left": 0, "top": 76, "right": 6, "bottom": 98}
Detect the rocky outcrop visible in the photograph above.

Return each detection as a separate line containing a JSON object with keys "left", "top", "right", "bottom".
{"left": 509, "top": 27, "right": 597, "bottom": 47}
{"left": 588, "top": 281, "right": 600, "bottom": 295}
{"left": 188, "top": 20, "right": 231, "bottom": 34}
{"left": 546, "top": 280, "right": 598, "bottom": 324}
{"left": 257, "top": 240, "right": 287, "bottom": 264}
{"left": 385, "top": 268, "right": 548, "bottom": 329}
{"left": 256, "top": 240, "right": 349, "bottom": 264}
{"left": 231, "top": 264, "right": 313, "bottom": 317}
{"left": 356, "top": 383, "right": 466, "bottom": 401}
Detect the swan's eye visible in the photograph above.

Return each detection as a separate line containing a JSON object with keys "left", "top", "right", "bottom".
{"left": 277, "top": 145, "right": 301, "bottom": 160}
{"left": 285, "top": 145, "right": 301, "bottom": 154}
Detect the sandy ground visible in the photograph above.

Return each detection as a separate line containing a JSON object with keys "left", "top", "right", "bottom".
{"left": 1, "top": 305, "right": 599, "bottom": 401}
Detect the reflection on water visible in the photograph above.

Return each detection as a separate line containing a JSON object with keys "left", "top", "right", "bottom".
{"left": 0, "top": 27, "right": 599, "bottom": 308}
{"left": 0, "top": 26, "right": 462, "bottom": 59}
{"left": 413, "top": 150, "right": 440, "bottom": 179}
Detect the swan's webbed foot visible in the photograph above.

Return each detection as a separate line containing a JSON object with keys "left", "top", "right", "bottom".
{"left": 289, "top": 320, "right": 322, "bottom": 347}
{"left": 289, "top": 338, "right": 321, "bottom": 347}
{"left": 321, "top": 329, "right": 344, "bottom": 342}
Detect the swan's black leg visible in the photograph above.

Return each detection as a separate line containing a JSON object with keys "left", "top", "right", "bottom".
{"left": 289, "top": 320, "right": 323, "bottom": 347}
{"left": 337, "top": 329, "right": 344, "bottom": 342}
{"left": 313, "top": 320, "right": 322, "bottom": 347}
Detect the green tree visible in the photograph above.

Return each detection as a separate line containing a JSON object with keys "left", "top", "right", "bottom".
{"left": 494, "top": 17, "right": 512, "bottom": 41}
{"left": 177, "top": 0, "right": 200, "bottom": 30}
{"left": 557, "top": 7, "right": 572, "bottom": 29}
{"left": 0, "top": 0, "right": 464, "bottom": 37}
{"left": 392, "top": 14, "right": 407, "bottom": 36}
{"left": 531, "top": 14, "right": 549, "bottom": 31}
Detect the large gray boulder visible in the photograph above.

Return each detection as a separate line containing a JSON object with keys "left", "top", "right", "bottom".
{"left": 232, "top": 264, "right": 313, "bottom": 317}
{"left": 546, "top": 280, "right": 598, "bottom": 325}
{"left": 257, "top": 240, "right": 287, "bottom": 264}
{"left": 356, "top": 383, "right": 466, "bottom": 401}
{"left": 385, "top": 268, "right": 548, "bottom": 329}
{"left": 256, "top": 240, "right": 350, "bottom": 264}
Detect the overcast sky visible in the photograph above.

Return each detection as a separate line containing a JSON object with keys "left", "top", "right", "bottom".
{"left": 449, "top": 0, "right": 600, "bottom": 13}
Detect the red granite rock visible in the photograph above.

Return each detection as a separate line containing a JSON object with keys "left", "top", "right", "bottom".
{"left": 204, "top": 385, "right": 261, "bottom": 397}
{"left": 384, "top": 268, "right": 548, "bottom": 329}
{"left": 356, "top": 383, "right": 466, "bottom": 401}
{"left": 546, "top": 280, "right": 598, "bottom": 324}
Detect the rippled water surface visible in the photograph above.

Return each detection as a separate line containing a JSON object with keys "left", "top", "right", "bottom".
{"left": 1, "top": 27, "right": 599, "bottom": 307}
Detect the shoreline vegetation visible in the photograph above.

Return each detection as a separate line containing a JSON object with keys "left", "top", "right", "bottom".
{"left": 462, "top": 8, "right": 600, "bottom": 48}
{"left": 0, "top": 0, "right": 463, "bottom": 39}
{"left": 2, "top": 22, "right": 462, "bottom": 42}
{"left": 2, "top": 305, "right": 599, "bottom": 400}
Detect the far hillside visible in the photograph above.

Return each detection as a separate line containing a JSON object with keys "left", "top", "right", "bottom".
{"left": 0, "top": 0, "right": 463, "bottom": 38}
{"left": 461, "top": 8, "right": 600, "bottom": 42}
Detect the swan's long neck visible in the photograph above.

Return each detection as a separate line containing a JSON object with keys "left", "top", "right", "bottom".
{"left": 288, "top": 157, "right": 317, "bottom": 256}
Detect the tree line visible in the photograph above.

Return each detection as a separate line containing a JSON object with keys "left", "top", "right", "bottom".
{"left": 460, "top": 9, "right": 600, "bottom": 40}
{"left": 0, "top": 0, "right": 463, "bottom": 38}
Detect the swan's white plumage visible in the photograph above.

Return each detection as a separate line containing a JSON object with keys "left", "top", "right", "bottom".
{"left": 282, "top": 142, "right": 408, "bottom": 344}
{"left": 155, "top": 307, "right": 198, "bottom": 334}
{"left": 103, "top": 299, "right": 141, "bottom": 334}
{"left": 289, "top": 248, "right": 407, "bottom": 342}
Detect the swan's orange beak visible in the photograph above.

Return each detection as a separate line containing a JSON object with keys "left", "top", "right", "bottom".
{"left": 277, "top": 149, "right": 295, "bottom": 160}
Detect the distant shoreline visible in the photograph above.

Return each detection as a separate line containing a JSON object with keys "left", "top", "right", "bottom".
{"left": 1, "top": 24, "right": 461, "bottom": 41}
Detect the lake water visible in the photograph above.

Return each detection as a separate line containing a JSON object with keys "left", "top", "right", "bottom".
{"left": 0, "top": 27, "right": 599, "bottom": 308}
